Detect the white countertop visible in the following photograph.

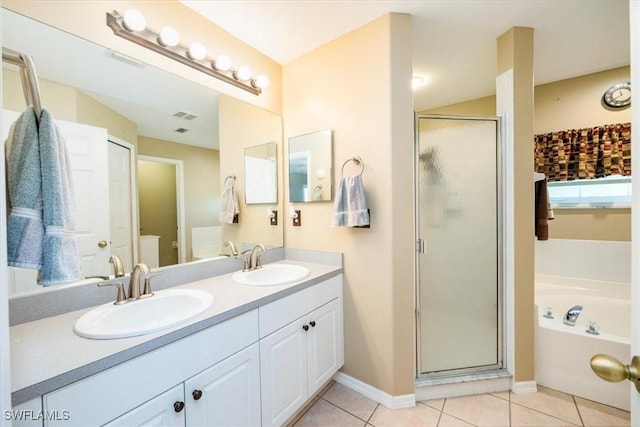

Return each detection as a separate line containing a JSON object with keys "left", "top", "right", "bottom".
{"left": 11, "top": 259, "right": 341, "bottom": 404}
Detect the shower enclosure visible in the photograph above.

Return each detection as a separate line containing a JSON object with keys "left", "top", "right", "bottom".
{"left": 415, "top": 114, "right": 503, "bottom": 378}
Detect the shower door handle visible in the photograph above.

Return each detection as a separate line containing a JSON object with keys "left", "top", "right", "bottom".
{"left": 590, "top": 354, "right": 640, "bottom": 393}
{"left": 416, "top": 239, "right": 425, "bottom": 254}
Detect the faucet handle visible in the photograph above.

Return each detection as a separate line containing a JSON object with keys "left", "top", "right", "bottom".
{"left": 98, "top": 279, "right": 128, "bottom": 305}
{"left": 139, "top": 272, "right": 163, "bottom": 299}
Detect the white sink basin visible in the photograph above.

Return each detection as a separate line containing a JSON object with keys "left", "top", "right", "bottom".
{"left": 232, "top": 263, "right": 310, "bottom": 287}
{"left": 74, "top": 289, "right": 213, "bottom": 340}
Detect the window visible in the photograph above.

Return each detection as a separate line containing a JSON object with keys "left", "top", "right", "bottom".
{"left": 547, "top": 175, "right": 632, "bottom": 208}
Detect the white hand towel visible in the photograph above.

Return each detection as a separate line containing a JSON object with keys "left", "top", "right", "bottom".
{"left": 219, "top": 185, "right": 239, "bottom": 224}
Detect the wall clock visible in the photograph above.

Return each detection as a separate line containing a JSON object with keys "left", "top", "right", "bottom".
{"left": 603, "top": 82, "right": 631, "bottom": 109}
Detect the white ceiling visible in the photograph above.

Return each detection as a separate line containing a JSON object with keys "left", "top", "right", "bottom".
{"left": 180, "top": 0, "right": 631, "bottom": 111}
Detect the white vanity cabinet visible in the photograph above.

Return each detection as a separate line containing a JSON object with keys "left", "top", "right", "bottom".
{"left": 259, "top": 276, "right": 344, "bottom": 426}
{"left": 10, "top": 397, "right": 45, "bottom": 427}
{"left": 42, "top": 310, "right": 259, "bottom": 427}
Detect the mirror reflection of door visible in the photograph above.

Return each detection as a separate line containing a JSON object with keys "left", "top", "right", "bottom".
{"left": 289, "top": 151, "right": 310, "bottom": 202}
{"left": 137, "top": 157, "right": 181, "bottom": 267}
{"left": 108, "top": 139, "right": 135, "bottom": 272}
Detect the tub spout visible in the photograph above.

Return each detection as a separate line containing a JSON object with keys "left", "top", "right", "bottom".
{"left": 563, "top": 305, "right": 583, "bottom": 326}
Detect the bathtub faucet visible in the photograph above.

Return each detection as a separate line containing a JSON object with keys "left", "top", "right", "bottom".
{"left": 563, "top": 305, "right": 583, "bottom": 326}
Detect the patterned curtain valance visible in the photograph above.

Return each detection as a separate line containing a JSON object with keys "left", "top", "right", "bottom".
{"left": 534, "top": 123, "right": 631, "bottom": 182}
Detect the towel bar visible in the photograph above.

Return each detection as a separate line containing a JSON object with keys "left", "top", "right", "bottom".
{"left": 341, "top": 156, "right": 364, "bottom": 176}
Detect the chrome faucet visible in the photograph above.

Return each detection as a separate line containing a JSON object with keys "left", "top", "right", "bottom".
{"left": 109, "top": 255, "right": 126, "bottom": 278}
{"left": 249, "top": 244, "right": 266, "bottom": 270}
{"left": 128, "top": 263, "right": 150, "bottom": 300}
{"left": 563, "top": 305, "right": 583, "bottom": 326}
{"left": 224, "top": 240, "right": 239, "bottom": 257}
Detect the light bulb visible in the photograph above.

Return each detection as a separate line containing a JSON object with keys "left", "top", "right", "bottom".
{"left": 158, "top": 26, "right": 180, "bottom": 47}
{"left": 123, "top": 9, "right": 146, "bottom": 32}
{"left": 254, "top": 74, "right": 270, "bottom": 89}
{"left": 412, "top": 76, "right": 425, "bottom": 89}
{"left": 235, "top": 65, "right": 251, "bottom": 81}
{"left": 188, "top": 42, "right": 207, "bottom": 61}
{"left": 213, "top": 54, "right": 231, "bottom": 71}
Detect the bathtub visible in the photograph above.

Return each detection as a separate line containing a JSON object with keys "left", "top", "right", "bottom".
{"left": 535, "top": 274, "right": 631, "bottom": 411}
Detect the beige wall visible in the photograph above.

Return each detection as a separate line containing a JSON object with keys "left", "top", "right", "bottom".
{"left": 3, "top": 69, "right": 137, "bottom": 142}
{"left": 535, "top": 67, "right": 631, "bottom": 241}
{"left": 422, "top": 66, "right": 632, "bottom": 242}
{"left": 137, "top": 136, "right": 221, "bottom": 261}
{"left": 3, "top": 0, "right": 282, "bottom": 115}
{"left": 137, "top": 160, "right": 178, "bottom": 266}
{"left": 218, "top": 95, "right": 284, "bottom": 250}
{"left": 498, "top": 26, "right": 536, "bottom": 383}
{"left": 283, "top": 13, "right": 414, "bottom": 395}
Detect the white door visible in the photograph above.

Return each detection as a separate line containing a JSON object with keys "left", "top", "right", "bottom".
{"left": 108, "top": 140, "right": 134, "bottom": 272}
{"left": 185, "top": 343, "right": 261, "bottom": 426}
{"left": 630, "top": 0, "right": 639, "bottom": 420}
{"left": 57, "top": 119, "right": 110, "bottom": 277}
{"left": 2, "top": 109, "right": 110, "bottom": 290}
{"left": 103, "top": 384, "right": 185, "bottom": 427}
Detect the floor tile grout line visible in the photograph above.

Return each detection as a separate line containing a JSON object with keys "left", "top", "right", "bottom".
{"left": 365, "top": 403, "right": 379, "bottom": 426}
{"left": 319, "top": 395, "right": 376, "bottom": 424}
{"left": 510, "top": 401, "right": 582, "bottom": 427}
{"left": 572, "top": 395, "right": 586, "bottom": 427}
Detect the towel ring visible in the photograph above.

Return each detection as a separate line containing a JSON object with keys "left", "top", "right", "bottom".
{"left": 223, "top": 175, "right": 236, "bottom": 188}
{"left": 341, "top": 157, "right": 364, "bottom": 176}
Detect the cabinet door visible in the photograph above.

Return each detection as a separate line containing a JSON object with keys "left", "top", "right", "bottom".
{"left": 260, "top": 317, "right": 308, "bottom": 427}
{"left": 104, "top": 384, "right": 185, "bottom": 427}
{"left": 307, "top": 299, "right": 342, "bottom": 395}
{"left": 185, "top": 343, "right": 260, "bottom": 427}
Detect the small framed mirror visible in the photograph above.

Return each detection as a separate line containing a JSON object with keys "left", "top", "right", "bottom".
{"left": 288, "top": 129, "right": 333, "bottom": 202}
{"left": 244, "top": 142, "right": 278, "bottom": 204}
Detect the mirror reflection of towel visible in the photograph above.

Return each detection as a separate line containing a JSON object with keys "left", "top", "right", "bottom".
{"left": 331, "top": 175, "right": 370, "bottom": 227}
{"left": 535, "top": 180, "right": 553, "bottom": 240}
{"left": 219, "top": 186, "right": 239, "bottom": 224}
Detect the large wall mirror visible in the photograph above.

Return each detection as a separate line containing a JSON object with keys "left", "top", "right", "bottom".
{"left": 1, "top": 8, "right": 284, "bottom": 297}
{"left": 288, "top": 129, "right": 333, "bottom": 202}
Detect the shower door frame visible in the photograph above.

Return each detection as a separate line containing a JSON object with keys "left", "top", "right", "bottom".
{"left": 414, "top": 113, "right": 505, "bottom": 379}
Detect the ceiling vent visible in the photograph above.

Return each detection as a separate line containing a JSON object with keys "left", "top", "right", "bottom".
{"left": 173, "top": 111, "right": 198, "bottom": 120}
{"left": 174, "top": 127, "right": 190, "bottom": 133}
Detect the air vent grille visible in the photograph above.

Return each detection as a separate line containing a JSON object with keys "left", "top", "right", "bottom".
{"left": 173, "top": 111, "right": 198, "bottom": 120}
{"left": 174, "top": 128, "right": 190, "bottom": 133}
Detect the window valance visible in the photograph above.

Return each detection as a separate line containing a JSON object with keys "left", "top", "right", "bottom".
{"left": 534, "top": 123, "right": 631, "bottom": 182}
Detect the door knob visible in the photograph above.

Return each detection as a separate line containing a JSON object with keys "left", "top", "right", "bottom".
{"left": 98, "top": 240, "right": 108, "bottom": 248}
{"left": 590, "top": 354, "right": 640, "bottom": 393}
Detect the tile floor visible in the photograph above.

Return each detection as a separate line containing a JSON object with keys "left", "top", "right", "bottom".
{"left": 292, "top": 382, "right": 630, "bottom": 427}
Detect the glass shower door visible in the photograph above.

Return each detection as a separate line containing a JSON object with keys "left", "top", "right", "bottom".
{"left": 416, "top": 115, "right": 502, "bottom": 376}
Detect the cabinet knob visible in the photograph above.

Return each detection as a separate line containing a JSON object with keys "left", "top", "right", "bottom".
{"left": 174, "top": 401, "right": 185, "bottom": 413}
{"left": 309, "top": 321, "right": 316, "bottom": 327}
{"left": 302, "top": 324, "right": 309, "bottom": 331}
{"left": 192, "top": 389, "right": 203, "bottom": 400}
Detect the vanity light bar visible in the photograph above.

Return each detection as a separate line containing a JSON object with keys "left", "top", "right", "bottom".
{"left": 106, "top": 10, "right": 268, "bottom": 96}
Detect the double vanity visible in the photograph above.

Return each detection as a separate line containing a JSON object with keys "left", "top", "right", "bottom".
{"left": 9, "top": 249, "right": 344, "bottom": 426}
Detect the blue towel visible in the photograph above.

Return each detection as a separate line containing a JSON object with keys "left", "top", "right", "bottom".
{"left": 5, "top": 107, "right": 82, "bottom": 285}
{"left": 331, "top": 175, "right": 370, "bottom": 227}
{"left": 38, "top": 109, "right": 82, "bottom": 285}
{"left": 6, "top": 107, "right": 44, "bottom": 270}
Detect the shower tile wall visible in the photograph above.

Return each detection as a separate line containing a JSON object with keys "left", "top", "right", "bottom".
{"left": 535, "top": 238, "right": 630, "bottom": 283}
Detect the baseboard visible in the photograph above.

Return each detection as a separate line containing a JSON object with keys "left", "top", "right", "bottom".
{"left": 333, "top": 372, "right": 415, "bottom": 409}
{"left": 512, "top": 380, "right": 538, "bottom": 394}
